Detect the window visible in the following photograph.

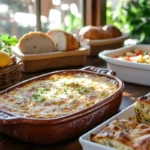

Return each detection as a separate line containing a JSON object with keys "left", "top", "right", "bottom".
{"left": 0, "top": 0, "right": 106, "bottom": 38}
{"left": 0, "top": 0, "right": 36, "bottom": 38}
{"left": 41, "top": 0, "right": 83, "bottom": 33}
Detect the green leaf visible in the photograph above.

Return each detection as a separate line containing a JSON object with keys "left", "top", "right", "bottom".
{"left": 106, "top": 0, "right": 150, "bottom": 43}
{"left": 0, "top": 34, "right": 18, "bottom": 46}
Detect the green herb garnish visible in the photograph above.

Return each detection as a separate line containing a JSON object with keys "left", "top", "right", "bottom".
{"left": 116, "top": 118, "right": 129, "bottom": 133}
{"left": 32, "top": 94, "right": 40, "bottom": 100}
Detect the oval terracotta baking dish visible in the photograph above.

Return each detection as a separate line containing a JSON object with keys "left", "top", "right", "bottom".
{"left": 0, "top": 66, "right": 124, "bottom": 144}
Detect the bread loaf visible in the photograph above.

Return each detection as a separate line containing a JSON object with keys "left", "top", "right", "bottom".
{"left": 47, "top": 30, "right": 79, "bottom": 51}
{"left": 18, "top": 32, "right": 56, "bottom": 54}
{"left": 103, "top": 30, "right": 113, "bottom": 39}
{"left": 102, "top": 25, "right": 122, "bottom": 38}
{"left": 79, "top": 25, "right": 105, "bottom": 40}
{"left": 79, "top": 25, "right": 122, "bottom": 40}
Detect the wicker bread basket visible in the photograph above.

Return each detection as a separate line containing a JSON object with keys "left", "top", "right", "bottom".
{"left": 0, "top": 56, "right": 21, "bottom": 90}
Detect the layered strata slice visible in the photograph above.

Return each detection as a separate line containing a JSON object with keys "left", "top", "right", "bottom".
{"left": 134, "top": 94, "right": 150, "bottom": 124}
{"left": 91, "top": 118, "right": 150, "bottom": 150}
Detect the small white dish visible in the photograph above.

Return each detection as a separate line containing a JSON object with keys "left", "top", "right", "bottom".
{"left": 99, "top": 44, "right": 150, "bottom": 86}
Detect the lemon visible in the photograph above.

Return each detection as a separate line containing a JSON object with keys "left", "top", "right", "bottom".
{"left": 0, "top": 51, "right": 11, "bottom": 68}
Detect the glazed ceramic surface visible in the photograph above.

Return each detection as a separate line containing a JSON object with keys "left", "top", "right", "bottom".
{"left": 0, "top": 66, "right": 124, "bottom": 144}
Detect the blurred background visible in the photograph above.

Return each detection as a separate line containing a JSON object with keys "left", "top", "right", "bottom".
{"left": 0, "top": 0, "right": 149, "bottom": 44}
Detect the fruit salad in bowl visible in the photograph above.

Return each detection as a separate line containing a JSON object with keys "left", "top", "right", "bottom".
{"left": 99, "top": 45, "right": 150, "bottom": 86}
{"left": 115, "top": 48, "right": 150, "bottom": 64}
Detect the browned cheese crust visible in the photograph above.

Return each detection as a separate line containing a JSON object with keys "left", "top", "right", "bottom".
{"left": 91, "top": 118, "right": 150, "bottom": 150}
{"left": 0, "top": 72, "right": 118, "bottom": 119}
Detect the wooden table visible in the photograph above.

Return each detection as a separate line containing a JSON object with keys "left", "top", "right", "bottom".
{"left": 0, "top": 56, "right": 150, "bottom": 150}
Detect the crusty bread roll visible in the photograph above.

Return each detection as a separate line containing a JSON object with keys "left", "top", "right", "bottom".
{"left": 18, "top": 32, "right": 56, "bottom": 54}
{"left": 79, "top": 25, "right": 105, "bottom": 40}
{"left": 102, "top": 25, "right": 122, "bottom": 38}
{"left": 47, "top": 30, "right": 79, "bottom": 51}
{"left": 103, "top": 30, "right": 113, "bottom": 39}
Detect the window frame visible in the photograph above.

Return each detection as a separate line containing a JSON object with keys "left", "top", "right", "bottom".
{"left": 35, "top": 0, "right": 106, "bottom": 31}
{"left": 83, "top": 0, "right": 106, "bottom": 26}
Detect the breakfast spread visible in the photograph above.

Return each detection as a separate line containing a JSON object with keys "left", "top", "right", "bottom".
{"left": 0, "top": 72, "right": 118, "bottom": 119}
{"left": 1, "top": 25, "right": 149, "bottom": 148}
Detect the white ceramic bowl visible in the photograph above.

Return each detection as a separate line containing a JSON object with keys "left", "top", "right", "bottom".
{"left": 79, "top": 104, "right": 135, "bottom": 150}
{"left": 99, "top": 44, "right": 150, "bottom": 86}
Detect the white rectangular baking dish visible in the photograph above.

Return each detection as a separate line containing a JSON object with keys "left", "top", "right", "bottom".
{"left": 99, "top": 44, "right": 150, "bottom": 86}
{"left": 79, "top": 104, "right": 135, "bottom": 150}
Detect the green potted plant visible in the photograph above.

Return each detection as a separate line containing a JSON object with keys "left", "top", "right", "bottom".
{"left": 107, "top": 0, "right": 150, "bottom": 44}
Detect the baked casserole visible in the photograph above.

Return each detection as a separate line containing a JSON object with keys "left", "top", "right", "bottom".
{"left": 0, "top": 71, "right": 118, "bottom": 119}
{"left": 91, "top": 118, "right": 150, "bottom": 150}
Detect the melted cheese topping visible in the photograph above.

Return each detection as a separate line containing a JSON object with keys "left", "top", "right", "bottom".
{"left": 92, "top": 118, "right": 150, "bottom": 150}
{"left": 0, "top": 72, "right": 118, "bottom": 119}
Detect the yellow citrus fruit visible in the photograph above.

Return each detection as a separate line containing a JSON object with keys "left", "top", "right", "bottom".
{"left": 0, "top": 51, "right": 11, "bottom": 68}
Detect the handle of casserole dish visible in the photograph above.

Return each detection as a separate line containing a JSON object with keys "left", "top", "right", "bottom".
{"left": 81, "top": 66, "right": 116, "bottom": 76}
{"left": 0, "top": 110, "right": 22, "bottom": 125}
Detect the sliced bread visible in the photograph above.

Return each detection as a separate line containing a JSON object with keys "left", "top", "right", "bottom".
{"left": 46, "top": 30, "right": 79, "bottom": 51}
{"left": 18, "top": 32, "right": 56, "bottom": 54}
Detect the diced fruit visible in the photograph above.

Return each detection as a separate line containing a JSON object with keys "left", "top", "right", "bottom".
{"left": 134, "top": 48, "right": 141, "bottom": 53}
{"left": 135, "top": 51, "right": 142, "bottom": 56}
{"left": 143, "top": 55, "right": 149, "bottom": 59}
{"left": 124, "top": 56, "right": 131, "bottom": 61}
{"left": 0, "top": 51, "right": 11, "bottom": 68}
{"left": 126, "top": 52, "right": 133, "bottom": 56}
{"left": 146, "top": 59, "right": 150, "bottom": 64}
{"left": 137, "top": 55, "right": 144, "bottom": 63}
{"left": 115, "top": 48, "right": 150, "bottom": 64}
